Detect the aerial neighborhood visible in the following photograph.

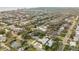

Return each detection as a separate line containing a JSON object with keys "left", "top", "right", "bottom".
{"left": 0, "top": 7, "right": 79, "bottom": 51}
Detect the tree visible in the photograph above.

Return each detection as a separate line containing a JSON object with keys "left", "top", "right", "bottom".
{"left": 22, "top": 31, "right": 32, "bottom": 39}
{"left": 51, "top": 42, "right": 59, "bottom": 51}
{"left": 0, "top": 29, "right": 5, "bottom": 34}
{"left": 43, "top": 45, "right": 51, "bottom": 51}
{"left": 6, "top": 31, "right": 13, "bottom": 38}
{"left": 64, "top": 45, "right": 71, "bottom": 51}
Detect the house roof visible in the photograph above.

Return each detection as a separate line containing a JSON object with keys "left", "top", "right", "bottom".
{"left": 70, "top": 42, "right": 76, "bottom": 46}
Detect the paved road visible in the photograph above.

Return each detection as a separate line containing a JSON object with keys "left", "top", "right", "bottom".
{"left": 1, "top": 43, "right": 11, "bottom": 50}
{"left": 61, "top": 16, "right": 79, "bottom": 50}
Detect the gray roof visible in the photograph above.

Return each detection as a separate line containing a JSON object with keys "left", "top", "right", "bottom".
{"left": 0, "top": 35, "right": 6, "bottom": 42}
{"left": 11, "top": 41, "right": 21, "bottom": 49}
{"left": 46, "top": 39, "right": 53, "bottom": 47}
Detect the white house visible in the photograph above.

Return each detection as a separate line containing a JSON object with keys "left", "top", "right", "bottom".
{"left": 46, "top": 39, "right": 54, "bottom": 47}
{"left": 0, "top": 35, "right": 6, "bottom": 42}
{"left": 76, "top": 26, "right": 79, "bottom": 31}
{"left": 11, "top": 41, "right": 21, "bottom": 49}
{"left": 73, "top": 25, "right": 79, "bottom": 41}
{"left": 32, "top": 36, "right": 49, "bottom": 45}
{"left": 75, "top": 32, "right": 79, "bottom": 37}
{"left": 58, "top": 26, "right": 64, "bottom": 35}
{"left": 8, "top": 25, "right": 15, "bottom": 30}
{"left": 70, "top": 41, "right": 76, "bottom": 46}
{"left": 18, "top": 47, "right": 24, "bottom": 51}
{"left": 59, "top": 27, "right": 64, "bottom": 31}
{"left": 74, "top": 37, "right": 79, "bottom": 41}
{"left": 37, "top": 26, "right": 47, "bottom": 32}
{"left": 33, "top": 42, "right": 42, "bottom": 49}
{"left": 41, "top": 37, "right": 49, "bottom": 44}
{"left": 13, "top": 28, "right": 23, "bottom": 33}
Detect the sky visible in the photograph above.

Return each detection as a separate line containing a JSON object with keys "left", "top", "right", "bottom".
{"left": 0, "top": 0, "right": 79, "bottom": 7}
{"left": 0, "top": 0, "right": 79, "bottom": 11}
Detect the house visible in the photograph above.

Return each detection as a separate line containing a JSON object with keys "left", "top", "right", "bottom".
{"left": 18, "top": 47, "right": 24, "bottom": 51}
{"left": 73, "top": 25, "right": 79, "bottom": 41}
{"left": 33, "top": 42, "right": 42, "bottom": 49}
{"left": 5, "top": 29, "right": 10, "bottom": 34}
{"left": 65, "top": 18, "right": 69, "bottom": 22}
{"left": 8, "top": 25, "right": 15, "bottom": 30}
{"left": 58, "top": 26, "right": 64, "bottom": 35}
{"left": 46, "top": 39, "right": 54, "bottom": 47}
{"left": 11, "top": 41, "right": 21, "bottom": 49}
{"left": 74, "top": 37, "right": 78, "bottom": 41}
{"left": 70, "top": 41, "right": 76, "bottom": 46}
{"left": 32, "top": 36, "right": 50, "bottom": 45}
{"left": 37, "top": 26, "right": 47, "bottom": 32}
{"left": 59, "top": 27, "right": 64, "bottom": 32}
{"left": 76, "top": 25, "right": 79, "bottom": 31}
{"left": 0, "top": 35, "right": 6, "bottom": 42}
{"left": 65, "top": 18, "right": 71, "bottom": 23}
{"left": 41, "top": 37, "right": 49, "bottom": 44}
{"left": 13, "top": 28, "right": 23, "bottom": 34}
{"left": 75, "top": 32, "right": 79, "bottom": 38}
{"left": 65, "top": 17, "right": 73, "bottom": 23}
{"left": 63, "top": 24, "right": 70, "bottom": 28}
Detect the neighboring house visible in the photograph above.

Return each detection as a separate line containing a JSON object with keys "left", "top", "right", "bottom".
{"left": 32, "top": 36, "right": 53, "bottom": 47}
{"left": 70, "top": 41, "right": 76, "bottom": 46}
{"left": 5, "top": 29, "right": 10, "bottom": 34}
{"left": 65, "top": 18, "right": 69, "bottom": 22}
{"left": 63, "top": 23, "right": 70, "bottom": 28}
{"left": 18, "top": 47, "right": 24, "bottom": 51}
{"left": 37, "top": 26, "right": 47, "bottom": 32}
{"left": 58, "top": 26, "right": 64, "bottom": 35}
{"left": 33, "top": 42, "right": 42, "bottom": 49}
{"left": 65, "top": 16, "right": 74, "bottom": 23}
{"left": 75, "top": 31, "right": 79, "bottom": 36}
{"left": 32, "top": 36, "right": 49, "bottom": 44}
{"left": 8, "top": 25, "right": 15, "bottom": 30}
{"left": 75, "top": 32, "right": 79, "bottom": 38}
{"left": 12, "top": 28, "right": 23, "bottom": 34}
{"left": 59, "top": 26, "right": 64, "bottom": 32}
{"left": 46, "top": 39, "right": 54, "bottom": 47}
{"left": 0, "top": 35, "right": 6, "bottom": 42}
{"left": 41, "top": 37, "right": 49, "bottom": 44}
{"left": 74, "top": 25, "right": 79, "bottom": 41}
{"left": 74, "top": 37, "right": 79, "bottom": 41}
{"left": 76, "top": 25, "right": 79, "bottom": 31}
{"left": 9, "top": 25, "right": 23, "bottom": 34}
{"left": 11, "top": 41, "right": 21, "bottom": 49}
